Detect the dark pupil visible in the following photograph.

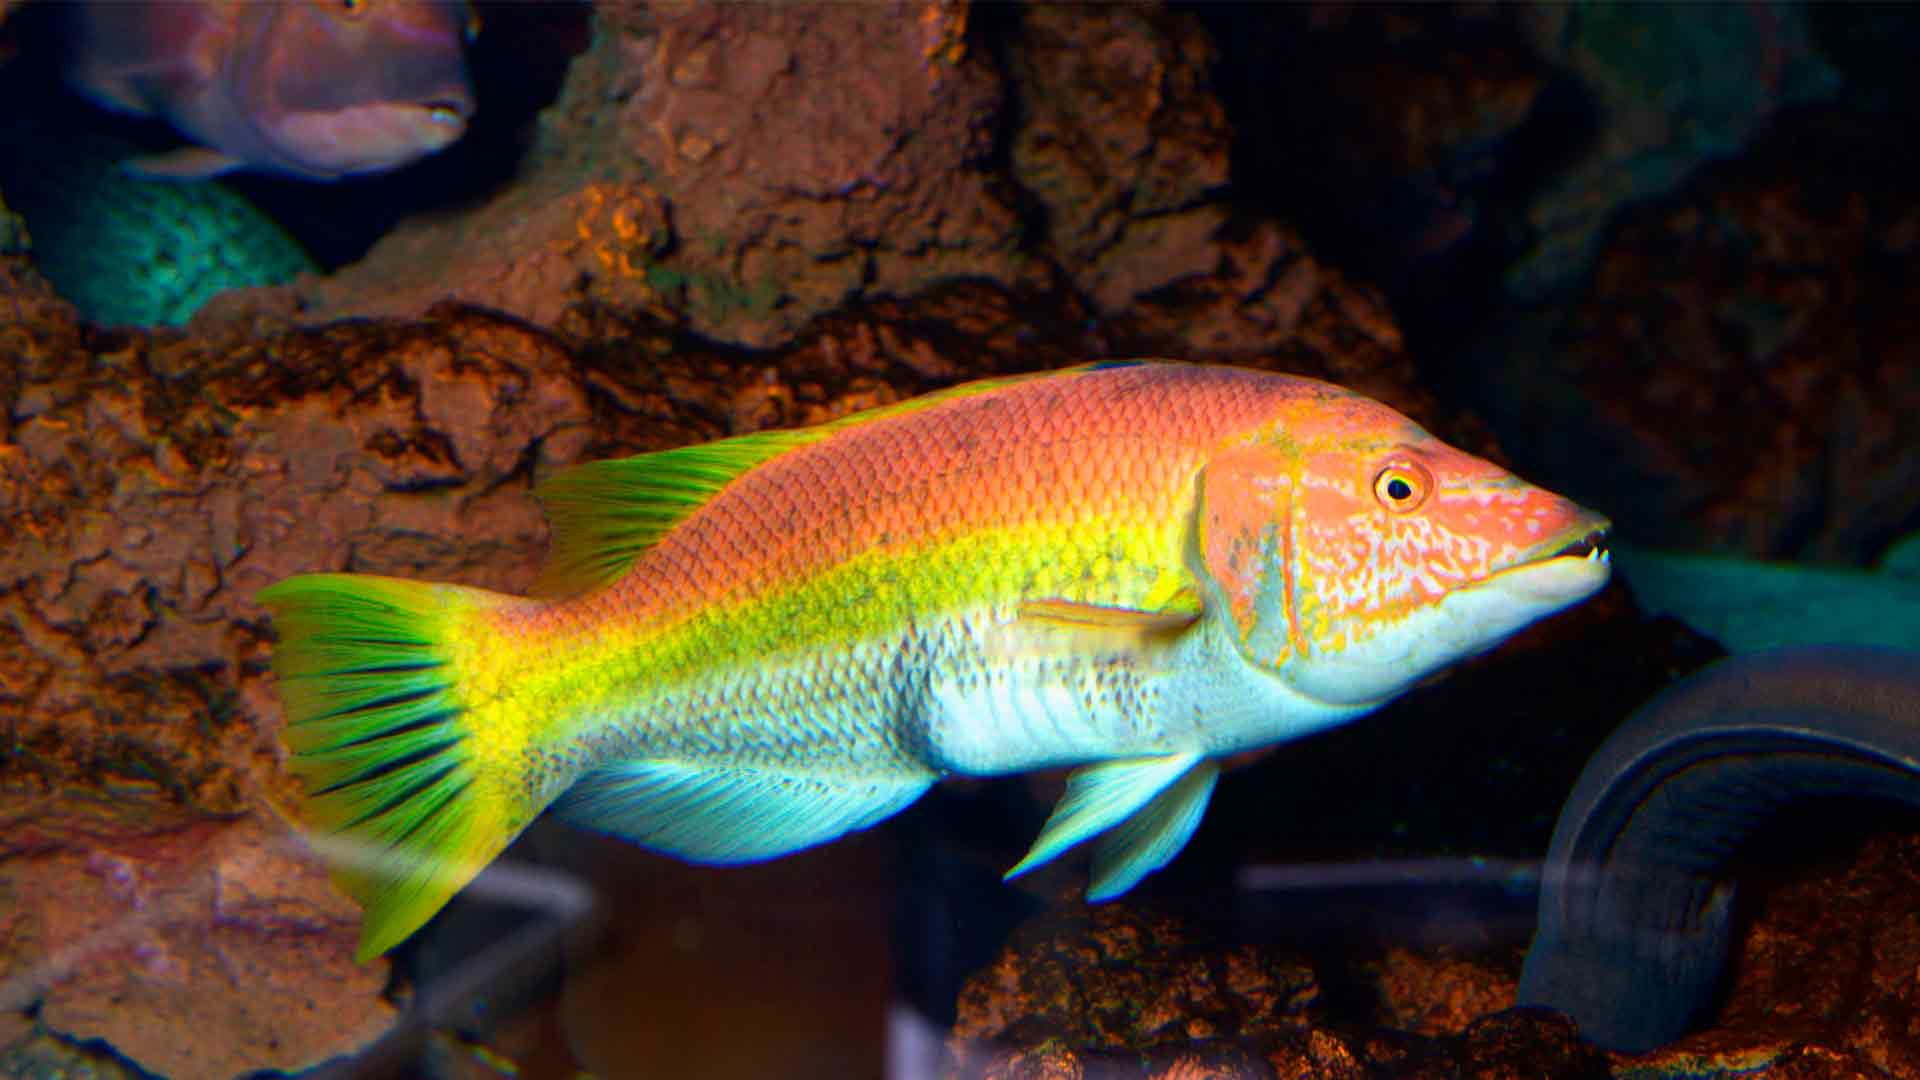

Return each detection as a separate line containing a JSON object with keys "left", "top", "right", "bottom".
{"left": 1386, "top": 477, "right": 1413, "bottom": 501}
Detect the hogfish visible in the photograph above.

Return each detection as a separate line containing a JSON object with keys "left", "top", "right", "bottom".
{"left": 260, "top": 361, "right": 1613, "bottom": 959}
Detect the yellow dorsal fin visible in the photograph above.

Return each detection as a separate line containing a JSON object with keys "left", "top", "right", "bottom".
{"left": 532, "top": 366, "right": 1113, "bottom": 596}
{"left": 533, "top": 430, "right": 815, "bottom": 596}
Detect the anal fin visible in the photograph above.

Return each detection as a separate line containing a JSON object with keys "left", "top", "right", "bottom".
{"left": 1004, "top": 752, "right": 1203, "bottom": 883}
{"left": 1089, "top": 759, "right": 1220, "bottom": 900}
{"left": 123, "top": 145, "right": 245, "bottom": 179}
{"left": 555, "top": 759, "right": 932, "bottom": 863}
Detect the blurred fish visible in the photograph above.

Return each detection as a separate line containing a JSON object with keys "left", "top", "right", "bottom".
{"left": 0, "top": 129, "right": 315, "bottom": 326}
{"left": 62, "top": 0, "right": 478, "bottom": 180}
{"left": 260, "top": 362, "right": 1613, "bottom": 959}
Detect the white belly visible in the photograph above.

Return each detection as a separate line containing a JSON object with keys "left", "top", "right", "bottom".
{"left": 919, "top": 609, "right": 1372, "bottom": 776}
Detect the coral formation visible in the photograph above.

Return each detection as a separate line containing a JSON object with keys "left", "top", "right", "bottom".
{"left": 0, "top": 131, "right": 315, "bottom": 327}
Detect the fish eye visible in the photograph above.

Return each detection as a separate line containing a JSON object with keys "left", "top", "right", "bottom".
{"left": 1372, "top": 462, "right": 1431, "bottom": 513}
{"left": 339, "top": 0, "right": 368, "bottom": 16}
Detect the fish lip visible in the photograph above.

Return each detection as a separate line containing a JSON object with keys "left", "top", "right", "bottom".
{"left": 1544, "top": 526, "right": 1611, "bottom": 562}
{"left": 1475, "top": 520, "right": 1613, "bottom": 604}
{"left": 421, "top": 99, "right": 475, "bottom": 124}
{"left": 1486, "top": 520, "right": 1613, "bottom": 582}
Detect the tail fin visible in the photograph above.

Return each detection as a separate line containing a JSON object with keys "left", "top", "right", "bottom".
{"left": 259, "top": 573, "right": 525, "bottom": 961}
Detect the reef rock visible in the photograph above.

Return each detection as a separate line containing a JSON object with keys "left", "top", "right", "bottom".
{"left": 293, "top": 0, "right": 1402, "bottom": 372}
{"left": 948, "top": 902, "right": 1610, "bottom": 1080}
{"left": 0, "top": 307, "right": 591, "bottom": 1077}
{"left": 1205, "top": 4, "right": 1549, "bottom": 313}
{"left": 948, "top": 828, "right": 1920, "bottom": 1080}
{"left": 301, "top": 0, "right": 1021, "bottom": 348}
{"left": 1503, "top": 2, "right": 1841, "bottom": 302}
{"left": 1007, "top": 4, "right": 1232, "bottom": 315}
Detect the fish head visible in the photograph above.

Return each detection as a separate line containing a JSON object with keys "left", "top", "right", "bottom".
{"left": 234, "top": 0, "right": 477, "bottom": 177}
{"left": 1194, "top": 386, "right": 1610, "bottom": 709}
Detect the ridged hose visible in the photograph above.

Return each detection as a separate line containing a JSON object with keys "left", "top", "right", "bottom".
{"left": 1519, "top": 645, "right": 1920, "bottom": 1052}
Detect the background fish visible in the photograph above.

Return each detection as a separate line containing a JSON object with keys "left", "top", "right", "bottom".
{"left": 62, "top": 0, "right": 477, "bottom": 180}
{"left": 260, "top": 361, "right": 1613, "bottom": 960}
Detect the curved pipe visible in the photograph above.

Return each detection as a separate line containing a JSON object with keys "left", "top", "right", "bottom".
{"left": 1518, "top": 645, "right": 1920, "bottom": 1052}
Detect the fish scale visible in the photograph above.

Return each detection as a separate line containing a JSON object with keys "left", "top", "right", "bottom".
{"left": 260, "top": 361, "right": 1613, "bottom": 958}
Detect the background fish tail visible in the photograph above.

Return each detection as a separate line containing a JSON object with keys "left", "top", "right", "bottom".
{"left": 259, "top": 573, "right": 535, "bottom": 960}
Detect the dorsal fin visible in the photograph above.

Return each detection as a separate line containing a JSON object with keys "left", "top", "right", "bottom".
{"left": 532, "top": 429, "right": 816, "bottom": 596}
{"left": 531, "top": 364, "right": 1141, "bottom": 596}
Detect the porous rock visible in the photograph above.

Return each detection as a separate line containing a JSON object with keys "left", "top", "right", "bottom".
{"left": 0, "top": 307, "right": 592, "bottom": 1077}
{"left": 301, "top": 0, "right": 1021, "bottom": 349}
{"left": 947, "top": 902, "right": 1610, "bottom": 1080}
{"left": 1007, "top": 4, "right": 1232, "bottom": 315}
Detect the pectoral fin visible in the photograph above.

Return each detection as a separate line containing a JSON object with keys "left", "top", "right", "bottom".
{"left": 1004, "top": 752, "right": 1203, "bottom": 882}
{"left": 992, "top": 595, "right": 1202, "bottom": 661}
{"left": 1016, "top": 598, "right": 1200, "bottom": 637}
{"left": 556, "top": 759, "right": 931, "bottom": 863}
{"left": 1088, "top": 759, "right": 1220, "bottom": 900}
{"left": 123, "top": 145, "right": 245, "bottom": 179}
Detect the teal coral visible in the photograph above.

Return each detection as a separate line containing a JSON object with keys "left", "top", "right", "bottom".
{"left": 1615, "top": 540, "right": 1920, "bottom": 652}
{"left": 0, "top": 134, "right": 315, "bottom": 327}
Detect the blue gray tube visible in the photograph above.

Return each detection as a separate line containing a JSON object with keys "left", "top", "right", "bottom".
{"left": 1519, "top": 646, "right": 1920, "bottom": 1051}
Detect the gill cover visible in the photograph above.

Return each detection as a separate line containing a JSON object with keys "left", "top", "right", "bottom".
{"left": 1194, "top": 444, "right": 1296, "bottom": 669}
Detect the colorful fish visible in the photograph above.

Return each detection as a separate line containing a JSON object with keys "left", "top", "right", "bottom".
{"left": 260, "top": 362, "right": 1613, "bottom": 960}
{"left": 62, "top": 0, "right": 477, "bottom": 180}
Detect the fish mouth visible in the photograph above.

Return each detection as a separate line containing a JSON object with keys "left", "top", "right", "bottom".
{"left": 1483, "top": 520, "right": 1614, "bottom": 604}
{"left": 1546, "top": 527, "right": 1611, "bottom": 562}
{"left": 421, "top": 99, "right": 473, "bottom": 126}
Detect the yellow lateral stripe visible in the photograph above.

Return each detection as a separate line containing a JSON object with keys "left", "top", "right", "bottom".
{"left": 452, "top": 515, "right": 1191, "bottom": 753}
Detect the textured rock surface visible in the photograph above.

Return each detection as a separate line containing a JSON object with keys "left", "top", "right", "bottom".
{"left": 1208, "top": 5, "right": 1549, "bottom": 308}
{"left": 0, "top": 306, "right": 593, "bottom": 1077}
{"left": 1503, "top": 2, "right": 1841, "bottom": 301}
{"left": 292, "top": 0, "right": 1402, "bottom": 367}
{"left": 300, "top": 0, "right": 1022, "bottom": 348}
{"left": 1473, "top": 106, "right": 1920, "bottom": 563}
{"left": 947, "top": 902, "right": 1610, "bottom": 1080}
{"left": 1007, "top": 5, "right": 1231, "bottom": 315}
{"left": 1, "top": 808, "right": 393, "bottom": 1079}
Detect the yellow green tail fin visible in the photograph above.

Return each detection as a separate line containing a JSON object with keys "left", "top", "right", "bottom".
{"left": 259, "top": 573, "right": 521, "bottom": 961}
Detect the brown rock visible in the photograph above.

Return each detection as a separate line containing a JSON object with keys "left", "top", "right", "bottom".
{"left": 948, "top": 902, "right": 1613, "bottom": 1080}
{"left": 1374, "top": 947, "right": 1518, "bottom": 1038}
{"left": 949, "top": 902, "right": 1322, "bottom": 1080}
{"left": 1209, "top": 4, "right": 1547, "bottom": 295}
{"left": 302, "top": 1, "right": 1023, "bottom": 349}
{"left": 6, "top": 811, "right": 393, "bottom": 1080}
{"left": 0, "top": 306, "right": 593, "bottom": 1077}
{"left": 1008, "top": 4, "right": 1232, "bottom": 314}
